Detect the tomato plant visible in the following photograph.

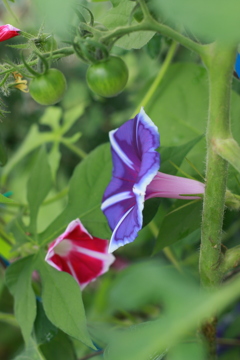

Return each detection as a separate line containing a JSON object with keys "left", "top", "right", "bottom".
{"left": 29, "top": 69, "right": 67, "bottom": 105}
{"left": 86, "top": 56, "right": 129, "bottom": 97}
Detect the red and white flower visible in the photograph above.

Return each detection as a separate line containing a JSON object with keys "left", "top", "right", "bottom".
{"left": 45, "top": 219, "right": 115, "bottom": 289}
{"left": 0, "top": 24, "right": 20, "bottom": 42}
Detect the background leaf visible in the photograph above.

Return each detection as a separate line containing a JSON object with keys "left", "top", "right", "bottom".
{"left": 5, "top": 256, "right": 36, "bottom": 344}
{"left": 27, "top": 147, "right": 52, "bottom": 235}
{"left": 153, "top": 0, "right": 240, "bottom": 43}
{"left": 36, "top": 251, "right": 94, "bottom": 349}
{"left": 39, "top": 143, "right": 112, "bottom": 246}
{"left": 153, "top": 200, "right": 202, "bottom": 253}
{"left": 14, "top": 337, "right": 46, "bottom": 360}
{"left": 104, "top": 260, "right": 240, "bottom": 360}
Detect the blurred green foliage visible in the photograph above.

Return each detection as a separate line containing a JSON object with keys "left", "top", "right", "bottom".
{"left": 0, "top": 0, "right": 240, "bottom": 359}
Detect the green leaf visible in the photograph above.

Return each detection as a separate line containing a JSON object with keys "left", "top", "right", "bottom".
{"left": 0, "top": 193, "right": 15, "bottom": 204}
{"left": 164, "top": 342, "right": 206, "bottom": 360}
{"left": 39, "top": 143, "right": 112, "bottom": 245}
{"left": 153, "top": 200, "right": 202, "bottom": 253}
{"left": 1, "top": 125, "right": 55, "bottom": 182}
{"left": 160, "top": 135, "right": 204, "bottom": 175}
{"left": 14, "top": 337, "right": 46, "bottom": 360}
{"left": 0, "top": 135, "right": 7, "bottom": 166}
{"left": 36, "top": 251, "right": 94, "bottom": 349}
{"left": 146, "top": 61, "right": 240, "bottom": 192}
{"left": 61, "top": 104, "right": 86, "bottom": 135}
{"left": 40, "top": 330, "right": 77, "bottom": 360}
{"left": 153, "top": 0, "right": 240, "bottom": 43}
{"left": 145, "top": 34, "right": 162, "bottom": 59}
{"left": 39, "top": 107, "right": 62, "bottom": 132}
{"left": 27, "top": 147, "right": 52, "bottom": 235}
{"left": 214, "top": 137, "right": 240, "bottom": 174}
{"left": 34, "top": 301, "right": 58, "bottom": 345}
{"left": 101, "top": 0, "right": 155, "bottom": 49}
{"left": 5, "top": 256, "right": 36, "bottom": 344}
{"left": 7, "top": 213, "right": 32, "bottom": 251}
{"left": 109, "top": 0, "right": 121, "bottom": 6}
{"left": 142, "top": 198, "right": 161, "bottom": 228}
{"left": 48, "top": 143, "right": 61, "bottom": 182}
{"left": 154, "top": 200, "right": 202, "bottom": 254}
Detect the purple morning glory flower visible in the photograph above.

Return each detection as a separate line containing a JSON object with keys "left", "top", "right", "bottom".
{"left": 101, "top": 108, "right": 205, "bottom": 253}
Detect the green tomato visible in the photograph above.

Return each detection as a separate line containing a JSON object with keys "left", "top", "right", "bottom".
{"left": 86, "top": 56, "right": 129, "bottom": 97}
{"left": 29, "top": 69, "right": 67, "bottom": 106}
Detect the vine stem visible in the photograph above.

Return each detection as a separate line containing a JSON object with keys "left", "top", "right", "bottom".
{"left": 101, "top": 18, "right": 203, "bottom": 56}
{"left": 130, "top": 40, "right": 181, "bottom": 272}
{"left": 132, "top": 40, "right": 178, "bottom": 116}
{"left": 199, "top": 42, "right": 237, "bottom": 358}
{"left": 60, "top": 139, "right": 87, "bottom": 159}
{"left": 0, "top": 47, "right": 74, "bottom": 77}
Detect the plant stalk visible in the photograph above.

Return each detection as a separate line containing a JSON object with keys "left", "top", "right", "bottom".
{"left": 199, "top": 42, "right": 237, "bottom": 358}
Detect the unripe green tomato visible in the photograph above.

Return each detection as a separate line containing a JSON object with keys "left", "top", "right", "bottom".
{"left": 29, "top": 69, "right": 67, "bottom": 106}
{"left": 86, "top": 56, "right": 129, "bottom": 98}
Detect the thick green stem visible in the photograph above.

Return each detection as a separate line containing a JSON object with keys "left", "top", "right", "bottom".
{"left": 199, "top": 42, "right": 237, "bottom": 359}
{"left": 200, "top": 43, "right": 236, "bottom": 288}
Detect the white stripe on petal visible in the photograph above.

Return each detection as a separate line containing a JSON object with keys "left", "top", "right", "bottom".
{"left": 75, "top": 246, "right": 114, "bottom": 261}
{"left": 101, "top": 191, "right": 132, "bottom": 211}
{"left": 46, "top": 259, "right": 62, "bottom": 271}
{"left": 108, "top": 206, "right": 134, "bottom": 253}
{"left": 67, "top": 260, "right": 80, "bottom": 285}
{"left": 109, "top": 129, "right": 135, "bottom": 170}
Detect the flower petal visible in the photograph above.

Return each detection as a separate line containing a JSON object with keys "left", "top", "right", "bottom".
{"left": 0, "top": 24, "right": 20, "bottom": 42}
{"left": 102, "top": 108, "right": 160, "bottom": 252}
{"left": 45, "top": 219, "right": 115, "bottom": 289}
{"left": 146, "top": 172, "right": 205, "bottom": 200}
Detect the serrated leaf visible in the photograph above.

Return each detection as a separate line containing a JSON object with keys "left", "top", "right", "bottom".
{"left": 36, "top": 251, "right": 94, "bottom": 349}
{"left": 5, "top": 256, "right": 36, "bottom": 344}
{"left": 39, "top": 143, "right": 112, "bottom": 246}
{"left": 101, "top": 0, "right": 155, "bottom": 49}
{"left": 27, "top": 147, "right": 52, "bottom": 235}
{"left": 153, "top": 201, "right": 202, "bottom": 253}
